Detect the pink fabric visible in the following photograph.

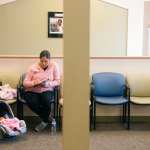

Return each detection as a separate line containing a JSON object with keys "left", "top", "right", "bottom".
{"left": 0, "top": 84, "right": 17, "bottom": 100}
{"left": 23, "top": 61, "right": 60, "bottom": 93}
{"left": 0, "top": 117, "right": 20, "bottom": 131}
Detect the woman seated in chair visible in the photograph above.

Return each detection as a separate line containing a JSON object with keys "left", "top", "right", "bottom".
{"left": 23, "top": 50, "right": 60, "bottom": 132}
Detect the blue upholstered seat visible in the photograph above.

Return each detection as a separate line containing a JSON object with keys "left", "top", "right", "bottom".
{"left": 91, "top": 72, "right": 130, "bottom": 129}
{"left": 94, "top": 96, "right": 128, "bottom": 105}
{"left": 92, "top": 72, "right": 125, "bottom": 97}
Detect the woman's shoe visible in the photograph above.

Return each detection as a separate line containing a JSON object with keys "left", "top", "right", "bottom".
{"left": 34, "top": 121, "right": 48, "bottom": 132}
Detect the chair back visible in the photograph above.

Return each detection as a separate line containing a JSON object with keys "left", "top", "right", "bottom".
{"left": 18, "top": 73, "right": 26, "bottom": 87}
{"left": 17, "top": 73, "right": 26, "bottom": 100}
{"left": 92, "top": 72, "right": 126, "bottom": 97}
{"left": 127, "top": 73, "right": 150, "bottom": 97}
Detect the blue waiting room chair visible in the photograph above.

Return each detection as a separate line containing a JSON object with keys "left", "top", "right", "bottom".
{"left": 91, "top": 72, "right": 130, "bottom": 129}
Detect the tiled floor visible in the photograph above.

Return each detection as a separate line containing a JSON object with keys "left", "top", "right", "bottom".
{"left": 90, "top": 123, "right": 150, "bottom": 150}
{"left": 1, "top": 122, "right": 150, "bottom": 150}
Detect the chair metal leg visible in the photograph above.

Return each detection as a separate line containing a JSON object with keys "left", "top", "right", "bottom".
{"left": 122, "top": 104, "right": 125, "bottom": 123}
{"left": 91, "top": 102, "right": 94, "bottom": 130}
{"left": 55, "top": 87, "right": 59, "bottom": 127}
{"left": 124, "top": 103, "right": 127, "bottom": 122}
{"left": 49, "top": 103, "right": 52, "bottom": 120}
{"left": 17, "top": 101, "right": 23, "bottom": 120}
{"left": 58, "top": 106, "right": 62, "bottom": 131}
{"left": 55, "top": 101, "right": 59, "bottom": 130}
{"left": 53, "top": 102, "right": 56, "bottom": 119}
{"left": 94, "top": 101, "right": 96, "bottom": 130}
{"left": 127, "top": 102, "right": 130, "bottom": 130}
{"left": 122, "top": 104, "right": 127, "bottom": 123}
{"left": 90, "top": 107, "right": 92, "bottom": 131}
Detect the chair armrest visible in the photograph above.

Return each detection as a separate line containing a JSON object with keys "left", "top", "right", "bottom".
{"left": 126, "top": 86, "right": 130, "bottom": 101}
{"left": 123, "top": 85, "right": 130, "bottom": 101}
{"left": 17, "top": 84, "right": 26, "bottom": 101}
{"left": 54, "top": 85, "right": 61, "bottom": 98}
{"left": 90, "top": 83, "right": 94, "bottom": 98}
{"left": 90, "top": 82, "right": 95, "bottom": 104}
{"left": 17, "top": 84, "right": 21, "bottom": 101}
{"left": 53, "top": 85, "right": 61, "bottom": 104}
{"left": 53, "top": 85, "right": 61, "bottom": 118}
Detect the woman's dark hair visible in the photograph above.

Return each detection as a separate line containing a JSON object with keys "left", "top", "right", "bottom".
{"left": 40, "top": 50, "right": 51, "bottom": 59}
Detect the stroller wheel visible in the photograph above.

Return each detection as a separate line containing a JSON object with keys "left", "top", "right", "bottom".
{"left": 0, "top": 126, "right": 6, "bottom": 140}
{"left": 0, "top": 129, "right": 4, "bottom": 140}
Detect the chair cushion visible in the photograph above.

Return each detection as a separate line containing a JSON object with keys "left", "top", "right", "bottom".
{"left": 94, "top": 96, "right": 128, "bottom": 105}
{"left": 0, "top": 99, "right": 16, "bottom": 105}
{"left": 92, "top": 72, "right": 126, "bottom": 97}
{"left": 127, "top": 73, "right": 150, "bottom": 97}
{"left": 130, "top": 97, "right": 150, "bottom": 104}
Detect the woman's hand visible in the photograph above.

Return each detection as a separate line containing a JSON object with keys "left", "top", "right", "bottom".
{"left": 41, "top": 80, "right": 50, "bottom": 87}
{"left": 33, "top": 79, "right": 43, "bottom": 87}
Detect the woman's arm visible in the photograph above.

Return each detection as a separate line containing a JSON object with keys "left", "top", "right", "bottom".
{"left": 23, "top": 70, "right": 35, "bottom": 88}
{"left": 49, "top": 62, "right": 61, "bottom": 87}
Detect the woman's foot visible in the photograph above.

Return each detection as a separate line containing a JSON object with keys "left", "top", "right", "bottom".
{"left": 34, "top": 121, "right": 48, "bottom": 132}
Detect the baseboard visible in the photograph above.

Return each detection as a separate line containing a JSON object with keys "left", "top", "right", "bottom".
{"left": 24, "top": 116, "right": 150, "bottom": 123}
{"left": 96, "top": 116, "right": 150, "bottom": 123}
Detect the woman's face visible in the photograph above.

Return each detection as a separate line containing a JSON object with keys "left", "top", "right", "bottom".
{"left": 39, "top": 56, "right": 50, "bottom": 69}
{"left": 58, "top": 19, "right": 62, "bottom": 26}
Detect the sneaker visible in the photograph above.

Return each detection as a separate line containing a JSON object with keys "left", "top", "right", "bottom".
{"left": 34, "top": 121, "right": 48, "bottom": 132}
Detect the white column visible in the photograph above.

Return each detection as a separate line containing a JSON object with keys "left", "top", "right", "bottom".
{"left": 63, "top": 0, "right": 90, "bottom": 150}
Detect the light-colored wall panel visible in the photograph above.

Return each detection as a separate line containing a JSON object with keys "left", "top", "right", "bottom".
{"left": 143, "top": 1, "right": 150, "bottom": 56}
{"left": 0, "top": 0, "right": 16, "bottom": 6}
{"left": 0, "top": 0, "right": 63, "bottom": 57}
{"left": 1, "top": 58, "right": 150, "bottom": 117}
{"left": 90, "top": 0, "right": 128, "bottom": 56}
{"left": 103, "top": 0, "right": 144, "bottom": 56}
{"left": 0, "top": 58, "right": 63, "bottom": 88}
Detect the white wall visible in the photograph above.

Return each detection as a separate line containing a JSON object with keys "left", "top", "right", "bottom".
{"left": 1, "top": 57, "right": 150, "bottom": 116}
{"left": 102, "top": 0, "right": 144, "bottom": 56}
{"left": 147, "top": 28, "right": 150, "bottom": 55}
{"left": 0, "top": 0, "right": 16, "bottom": 6}
{"left": 90, "top": 0, "right": 128, "bottom": 56}
{"left": 143, "top": 1, "right": 150, "bottom": 56}
{"left": 0, "top": 0, "right": 63, "bottom": 57}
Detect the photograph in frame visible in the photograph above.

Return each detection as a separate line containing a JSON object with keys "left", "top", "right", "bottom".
{"left": 48, "top": 12, "right": 63, "bottom": 38}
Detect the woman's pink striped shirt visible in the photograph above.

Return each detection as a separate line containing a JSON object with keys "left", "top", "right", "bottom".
{"left": 23, "top": 61, "right": 60, "bottom": 93}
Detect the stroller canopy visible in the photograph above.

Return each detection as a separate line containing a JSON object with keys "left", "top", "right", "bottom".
{"left": 0, "top": 100, "right": 14, "bottom": 118}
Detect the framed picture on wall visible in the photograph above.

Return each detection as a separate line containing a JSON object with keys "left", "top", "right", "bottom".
{"left": 48, "top": 12, "right": 63, "bottom": 38}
